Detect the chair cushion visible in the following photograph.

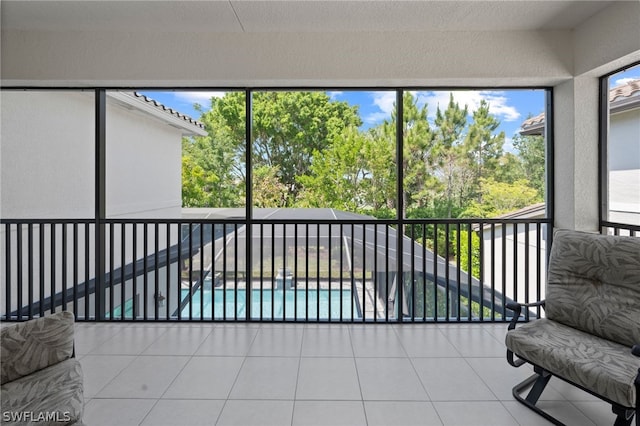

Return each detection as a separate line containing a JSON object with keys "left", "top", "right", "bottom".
{"left": 545, "top": 230, "right": 640, "bottom": 348}
{"left": 1, "top": 312, "right": 75, "bottom": 384}
{"left": 0, "top": 358, "right": 84, "bottom": 426}
{"left": 506, "top": 318, "right": 640, "bottom": 408}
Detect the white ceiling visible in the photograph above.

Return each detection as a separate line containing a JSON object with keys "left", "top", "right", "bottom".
{"left": 1, "top": 0, "right": 615, "bottom": 33}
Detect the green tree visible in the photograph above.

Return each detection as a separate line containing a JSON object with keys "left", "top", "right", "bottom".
{"left": 183, "top": 91, "right": 361, "bottom": 208}
{"left": 181, "top": 154, "right": 218, "bottom": 207}
{"left": 512, "top": 133, "right": 545, "bottom": 198}
{"left": 362, "top": 127, "right": 396, "bottom": 213}
{"left": 251, "top": 91, "right": 362, "bottom": 203}
{"left": 375, "top": 92, "right": 436, "bottom": 218}
{"left": 493, "top": 152, "right": 525, "bottom": 184}
{"left": 462, "top": 178, "right": 540, "bottom": 218}
{"left": 463, "top": 100, "right": 505, "bottom": 203}
{"left": 253, "top": 165, "right": 289, "bottom": 208}
{"left": 433, "top": 94, "right": 468, "bottom": 217}
{"left": 181, "top": 93, "right": 246, "bottom": 207}
{"left": 456, "top": 229, "right": 481, "bottom": 278}
{"left": 297, "top": 127, "right": 369, "bottom": 211}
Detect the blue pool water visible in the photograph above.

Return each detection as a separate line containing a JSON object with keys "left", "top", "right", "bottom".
{"left": 180, "top": 288, "right": 354, "bottom": 320}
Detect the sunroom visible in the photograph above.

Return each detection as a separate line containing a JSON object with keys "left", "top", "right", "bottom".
{"left": 1, "top": 1, "right": 639, "bottom": 425}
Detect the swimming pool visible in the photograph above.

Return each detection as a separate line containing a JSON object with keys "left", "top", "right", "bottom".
{"left": 180, "top": 288, "right": 355, "bottom": 320}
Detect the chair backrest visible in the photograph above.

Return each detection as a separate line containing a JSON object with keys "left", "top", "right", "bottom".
{"left": 0, "top": 311, "right": 75, "bottom": 384}
{"left": 545, "top": 229, "right": 640, "bottom": 347}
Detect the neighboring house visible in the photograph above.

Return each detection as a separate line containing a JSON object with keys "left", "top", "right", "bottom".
{"left": 480, "top": 203, "right": 548, "bottom": 311}
{"left": 521, "top": 79, "right": 640, "bottom": 226}
{"left": 482, "top": 79, "right": 640, "bottom": 310}
{"left": 1, "top": 91, "right": 206, "bottom": 318}
{"left": 1, "top": 91, "right": 206, "bottom": 219}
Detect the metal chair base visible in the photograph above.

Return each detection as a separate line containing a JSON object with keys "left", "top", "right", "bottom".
{"left": 512, "top": 371, "right": 637, "bottom": 426}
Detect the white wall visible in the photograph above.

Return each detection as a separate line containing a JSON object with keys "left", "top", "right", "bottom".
{"left": 1, "top": 91, "right": 96, "bottom": 219}
{"left": 608, "top": 108, "right": 640, "bottom": 225}
{"left": 553, "top": 76, "right": 602, "bottom": 232}
{"left": 1, "top": 91, "right": 184, "bottom": 219}
{"left": 481, "top": 224, "right": 548, "bottom": 309}
{"left": 610, "top": 108, "right": 640, "bottom": 172}
{"left": 106, "top": 97, "right": 183, "bottom": 219}
{"left": 573, "top": 1, "right": 640, "bottom": 77}
{"left": 0, "top": 91, "right": 183, "bottom": 317}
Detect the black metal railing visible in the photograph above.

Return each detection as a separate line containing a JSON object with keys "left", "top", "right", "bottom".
{"left": 1, "top": 217, "right": 552, "bottom": 322}
{"left": 601, "top": 221, "right": 640, "bottom": 237}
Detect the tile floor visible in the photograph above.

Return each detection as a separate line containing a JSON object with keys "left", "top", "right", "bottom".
{"left": 74, "top": 322, "right": 615, "bottom": 426}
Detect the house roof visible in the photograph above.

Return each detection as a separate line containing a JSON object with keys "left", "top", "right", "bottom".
{"left": 494, "top": 202, "right": 546, "bottom": 220}
{"left": 132, "top": 92, "right": 206, "bottom": 133}
{"left": 477, "top": 202, "right": 546, "bottom": 232}
{"left": 609, "top": 79, "right": 640, "bottom": 114}
{"left": 519, "top": 79, "right": 640, "bottom": 135}
{"left": 519, "top": 112, "right": 546, "bottom": 136}
{"left": 107, "top": 91, "right": 207, "bottom": 137}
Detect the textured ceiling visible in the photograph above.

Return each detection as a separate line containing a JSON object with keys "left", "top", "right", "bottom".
{"left": 1, "top": 0, "right": 614, "bottom": 33}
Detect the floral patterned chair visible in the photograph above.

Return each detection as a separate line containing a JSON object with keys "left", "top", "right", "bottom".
{"left": 1, "top": 311, "right": 84, "bottom": 426}
{"left": 506, "top": 229, "right": 640, "bottom": 426}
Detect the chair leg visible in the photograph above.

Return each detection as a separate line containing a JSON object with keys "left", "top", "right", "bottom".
{"left": 525, "top": 368, "right": 552, "bottom": 405}
{"left": 512, "top": 370, "right": 564, "bottom": 426}
{"left": 612, "top": 406, "right": 633, "bottom": 426}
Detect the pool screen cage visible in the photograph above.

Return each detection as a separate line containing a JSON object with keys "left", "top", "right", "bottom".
{"left": 177, "top": 208, "right": 511, "bottom": 322}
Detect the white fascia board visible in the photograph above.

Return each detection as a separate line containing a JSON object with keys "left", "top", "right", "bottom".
{"left": 106, "top": 91, "right": 207, "bottom": 137}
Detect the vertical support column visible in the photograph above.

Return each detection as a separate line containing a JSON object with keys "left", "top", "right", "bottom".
{"left": 395, "top": 90, "right": 404, "bottom": 322}
{"left": 95, "top": 89, "right": 106, "bottom": 320}
{"left": 598, "top": 75, "right": 610, "bottom": 231}
{"left": 245, "top": 89, "right": 253, "bottom": 322}
{"left": 545, "top": 89, "right": 555, "bottom": 256}
{"left": 554, "top": 77, "right": 600, "bottom": 232}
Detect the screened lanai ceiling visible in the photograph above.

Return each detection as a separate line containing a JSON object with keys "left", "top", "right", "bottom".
{"left": 2, "top": 1, "right": 612, "bottom": 33}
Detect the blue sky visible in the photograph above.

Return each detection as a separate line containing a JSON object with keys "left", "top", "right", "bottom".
{"left": 142, "top": 64, "right": 639, "bottom": 150}
{"left": 142, "top": 89, "right": 544, "bottom": 135}
{"left": 610, "top": 64, "right": 640, "bottom": 88}
{"left": 143, "top": 88, "right": 544, "bottom": 152}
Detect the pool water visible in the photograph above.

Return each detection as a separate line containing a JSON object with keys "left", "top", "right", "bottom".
{"left": 180, "top": 288, "right": 354, "bottom": 320}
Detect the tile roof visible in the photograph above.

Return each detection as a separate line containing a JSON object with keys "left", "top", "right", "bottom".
{"left": 520, "top": 112, "right": 545, "bottom": 134}
{"left": 609, "top": 79, "right": 640, "bottom": 102}
{"left": 132, "top": 92, "right": 205, "bottom": 131}
{"left": 519, "top": 79, "right": 640, "bottom": 135}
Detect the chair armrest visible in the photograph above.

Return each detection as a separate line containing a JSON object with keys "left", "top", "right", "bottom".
{"left": 506, "top": 300, "right": 545, "bottom": 330}
{"left": 632, "top": 345, "right": 640, "bottom": 357}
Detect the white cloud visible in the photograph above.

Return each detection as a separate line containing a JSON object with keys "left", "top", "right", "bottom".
{"left": 503, "top": 136, "right": 515, "bottom": 154}
{"left": 174, "top": 91, "right": 226, "bottom": 107}
{"left": 328, "top": 91, "right": 343, "bottom": 100}
{"left": 417, "top": 90, "right": 521, "bottom": 123}
{"left": 614, "top": 77, "right": 640, "bottom": 87}
{"left": 361, "top": 90, "right": 522, "bottom": 127}
{"left": 364, "top": 92, "right": 396, "bottom": 124}
{"left": 364, "top": 111, "right": 392, "bottom": 124}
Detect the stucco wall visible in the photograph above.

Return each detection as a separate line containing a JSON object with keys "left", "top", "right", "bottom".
{"left": 1, "top": 91, "right": 96, "bottom": 219}
{"left": 106, "top": 96, "right": 183, "bottom": 219}
{"left": 610, "top": 108, "right": 640, "bottom": 171}
{"left": 1, "top": 91, "right": 183, "bottom": 219}
{"left": 0, "top": 91, "right": 184, "bottom": 317}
